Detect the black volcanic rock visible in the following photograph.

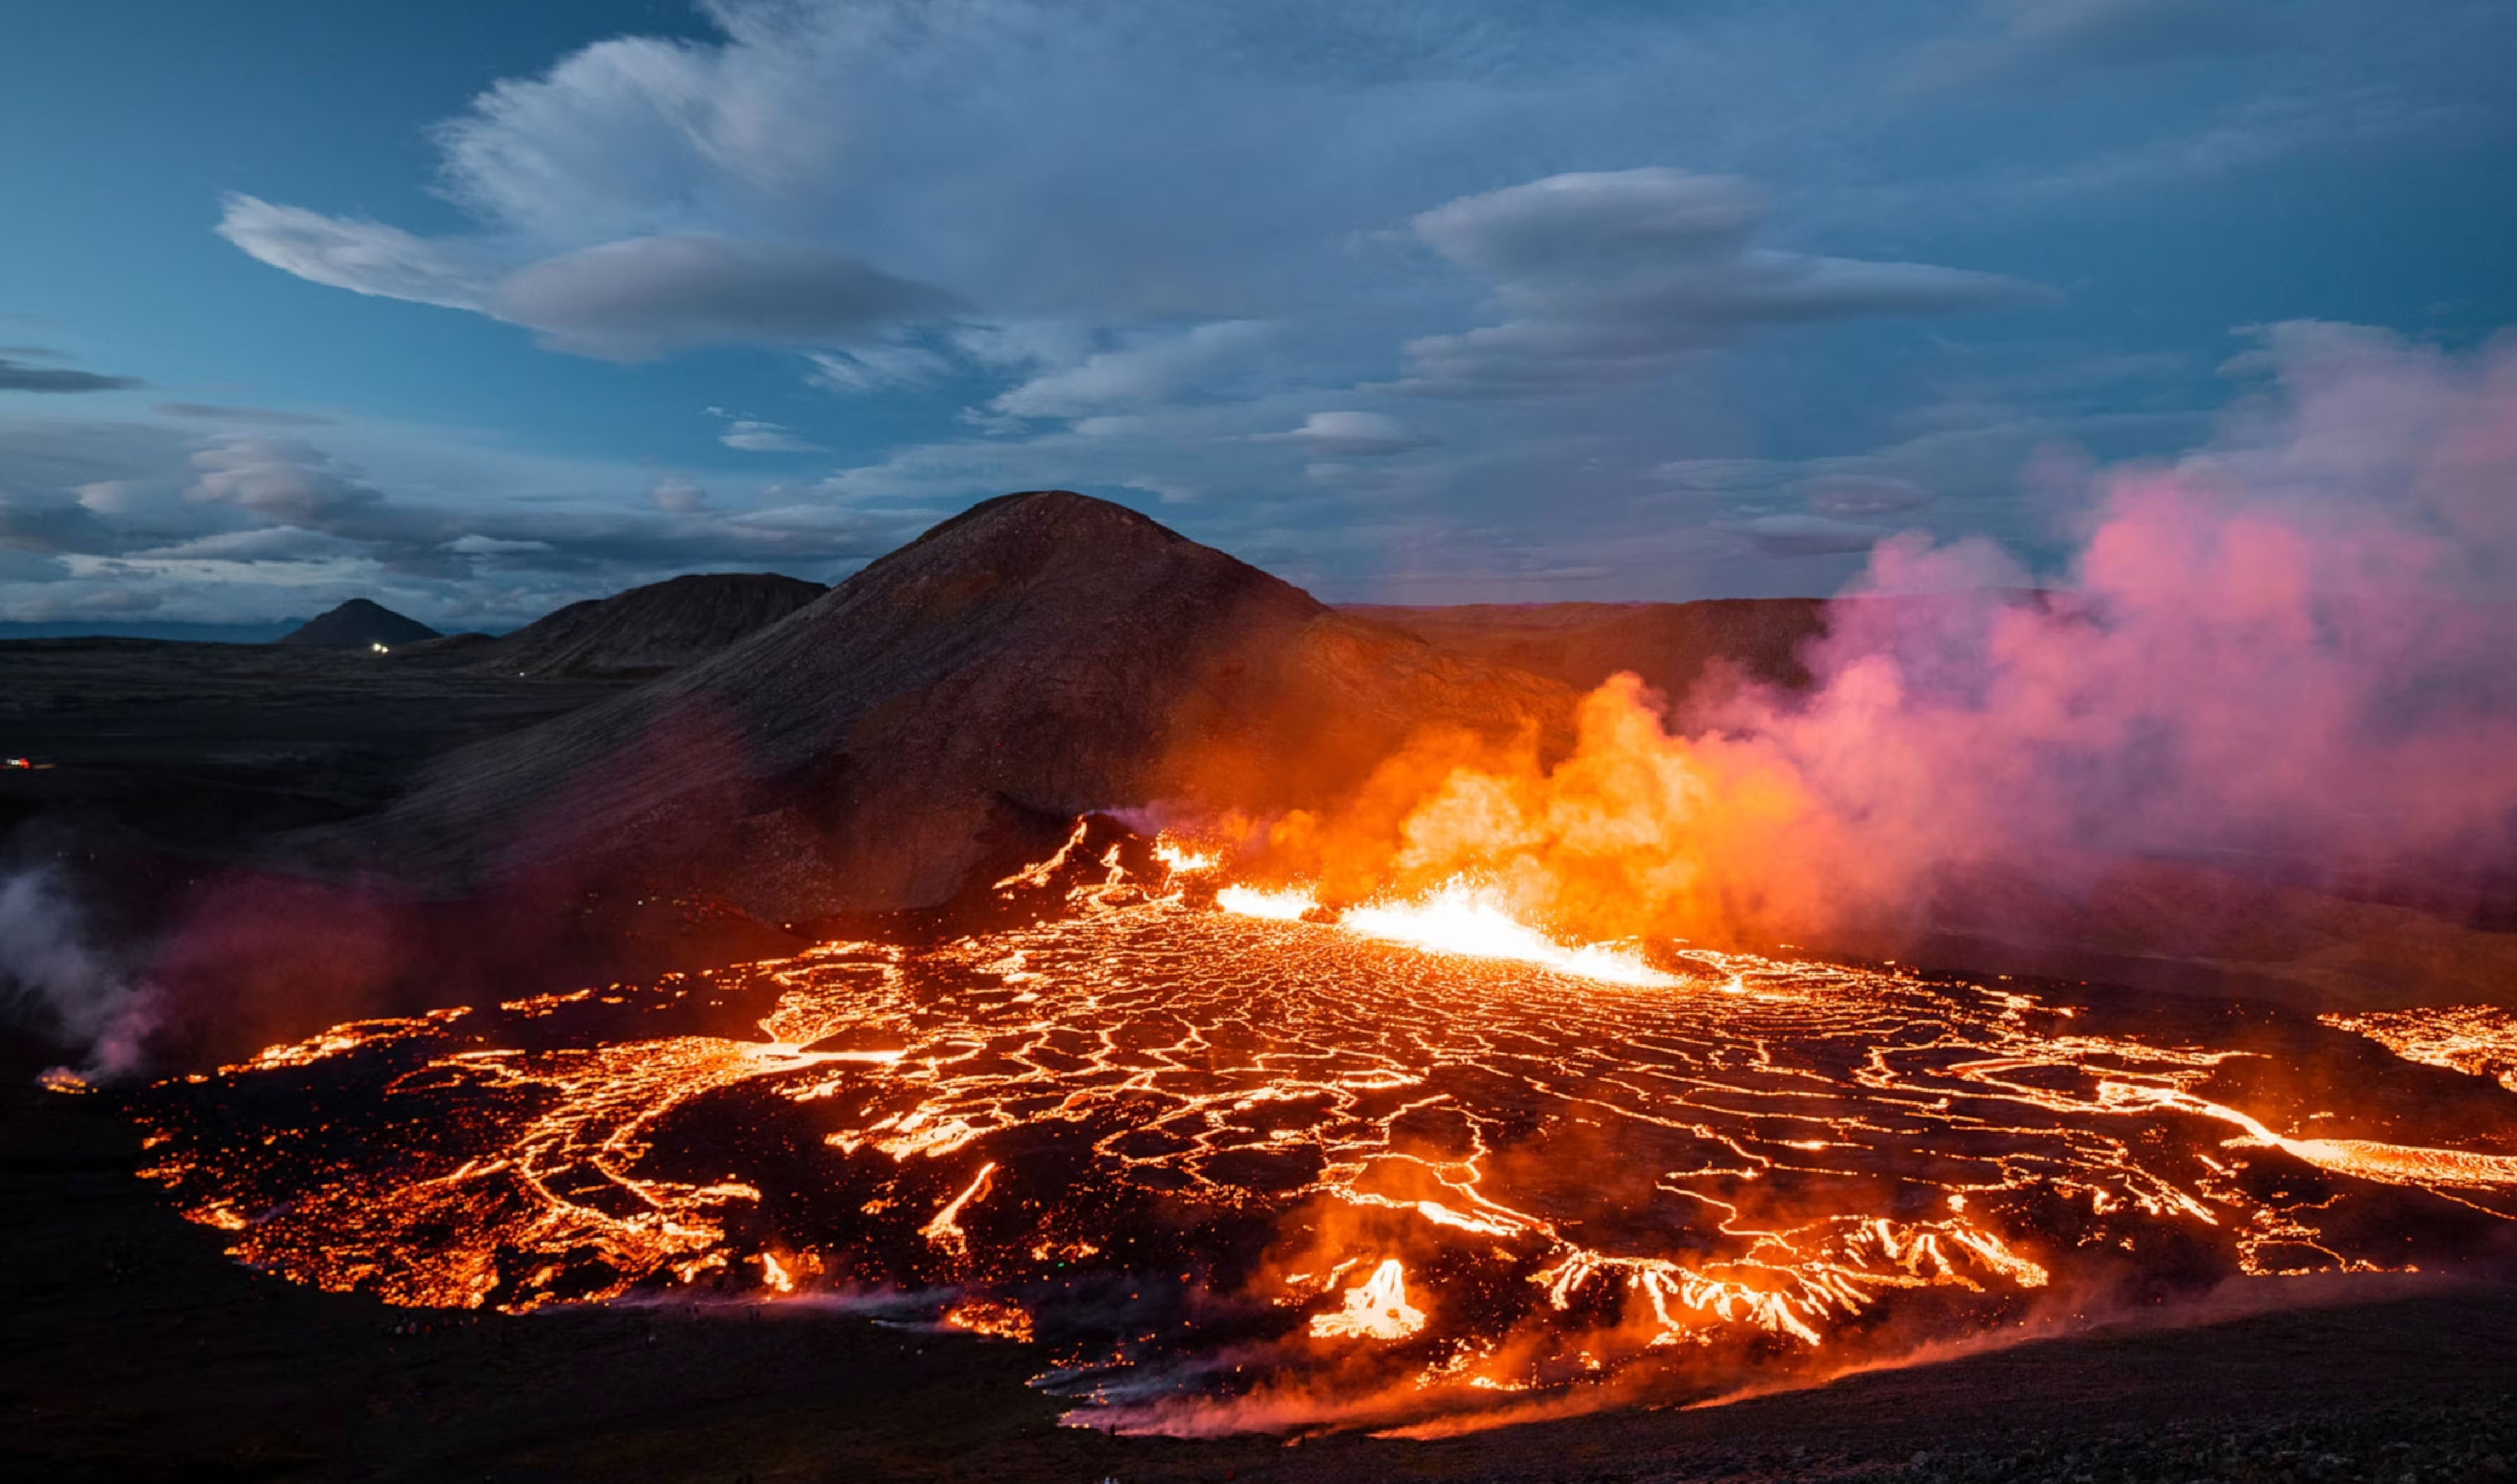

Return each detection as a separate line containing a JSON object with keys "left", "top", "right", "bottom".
{"left": 342, "top": 492, "right": 1573, "bottom": 918}
{"left": 277, "top": 599, "right": 441, "bottom": 651}
{"left": 477, "top": 572, "right": 826, "bottom": 678}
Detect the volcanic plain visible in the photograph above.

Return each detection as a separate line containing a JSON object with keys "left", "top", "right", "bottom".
{"left": 5, "top": 492, "right": 2514, "bottom": 1482}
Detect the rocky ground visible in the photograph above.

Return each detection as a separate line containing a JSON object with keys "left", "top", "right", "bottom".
{"left": 0, "top": 636, "right": 627, "bottom": 850}
{"left": 2, "top": 1075, "right": 2509, "bottom": 1484}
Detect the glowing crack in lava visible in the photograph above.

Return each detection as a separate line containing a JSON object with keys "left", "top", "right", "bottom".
{"left": 134, "top": 838, "right": 2517, "bottom": 1434}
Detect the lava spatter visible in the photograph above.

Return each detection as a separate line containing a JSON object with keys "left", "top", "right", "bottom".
{"left": 132, "top": 833, "right": 2517, "bottom": 1433}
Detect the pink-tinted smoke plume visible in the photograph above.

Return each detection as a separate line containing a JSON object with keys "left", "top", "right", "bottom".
{"left": 1268, "top": 322, "right": 2517, "bottom": 952}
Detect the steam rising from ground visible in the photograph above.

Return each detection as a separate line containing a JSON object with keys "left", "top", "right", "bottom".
{"left": 1262, "top": 324, "right": 2517, "bottom": 950}
{"left": 0, "top": 867, "right": 157, "bottom": 1082}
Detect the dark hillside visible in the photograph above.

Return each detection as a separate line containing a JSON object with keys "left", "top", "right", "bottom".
{"left": 342, "top": 492, "right": 1573, "bottom": 918}
{"left": 476, "top": 572, "right": 826, "bottom": 678}
{"left": 277, "top": 600, "right": 440, "bottom": 651}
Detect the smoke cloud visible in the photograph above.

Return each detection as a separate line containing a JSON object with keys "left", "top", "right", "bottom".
{"left": 0, "top": 867, "right": 159, "bottom": 1081}
{"left": 1258, "top": 323, "right": 2517, "bottom": 953}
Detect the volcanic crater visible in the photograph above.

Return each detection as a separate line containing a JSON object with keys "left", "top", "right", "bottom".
{"left": 9, "top": 489, "right": 2517, "bottom": 1468}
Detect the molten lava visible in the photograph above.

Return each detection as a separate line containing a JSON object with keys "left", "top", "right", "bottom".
{"left": 2325, "top": 1006, "right": 2517, "bottom": 1096}
{"left": 1340, "top": 880, "right": 1675, "bottom": 988}
{"left": 131, "top": 827, "right": 2517, "bottom": 1433}
{"left": 1311, "top": 1259, "right": 1426, "bottom": 1341}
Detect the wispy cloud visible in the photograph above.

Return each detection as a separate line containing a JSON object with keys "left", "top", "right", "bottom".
{"left": 717, "top": 418, "right": 825, "bottom": 453}
{"left": 0, "top": 355, "right": 142, "bottom": 394}
{"left": 1383, "top": 169, "right": 2047, "bottom": 398}
{"left": 153, "top": 402, "right": 334, "bottom": 427}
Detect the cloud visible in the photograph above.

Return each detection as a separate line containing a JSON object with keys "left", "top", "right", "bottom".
{"left": 987, "top": 321, "right": 1279, "bottom": 420}
{"left": 807, "top": 342, "right": 956, "bottom": 394}
{"left": 0, "top": 546, "right": 69, "bottom": 582}
{"left": 0, "top": 491, "right": 126, "bottom": 556}
{"left": 126, "top": 526, "right": 361, "bottom": 564}
{"left": 218, "top": 194, "right": 957, "bottom": 360}
{"left": 718, "top": 419, "right": 824, "bottom": 453}
{"left": 1386, "top": 169, "right": 2048, "bottom": 397}
{"left": 445, "top": 534, "right": 554, "bottom": 556}
{"left": 650, "top": 476, "right": 708, "bottom": 512}
{"left": 140, "top": 0, "right": 2509, "bottom": 612}
{"left": 0, "top": 356, "right": 143, "bottom": 394}
{"left": 1252, "top": 411, "right": 1431, "bottom": 457}
{"left": 188, "top": 436, "right": 388, "bottom": 529}
{"left": 1717, "top": 512, "right": 1894, "bottom": 557}
{"left": 1801, "top": 474, "right": 1936, "bottom": 518}
{"left": 488, "top": 236, "right": 961, "bottom": 359}
{"left": 153, "top": 402, "right": 334, "bottom": 427}
{"left": 1906, "top": 0, "right": 2270, "bottom": 92}
{"left": 215, "top": 195, "right": 495, "bottom": 310}
{"left": 0, "top": 407, "right": 941, "bottom": 625}
{"left": 1411, "top": 169, "right": 1767, "bottom": 280}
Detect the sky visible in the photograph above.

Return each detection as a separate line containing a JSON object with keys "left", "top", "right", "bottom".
{"left": 2, "top": 0, "right": 2511, "bottom": 629}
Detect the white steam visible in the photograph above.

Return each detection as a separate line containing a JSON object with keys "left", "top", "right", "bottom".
{"left": 0, "top": 867, "right": 158, "bottom": 1082}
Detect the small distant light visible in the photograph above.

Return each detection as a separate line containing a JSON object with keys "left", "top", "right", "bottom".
{"left": 371, "top": 642, "right": 391, "bottom": 654}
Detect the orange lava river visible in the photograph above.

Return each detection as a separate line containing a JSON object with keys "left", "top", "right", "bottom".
{"left": 130, "top": 838, "right": 2517, "bottom": 1433}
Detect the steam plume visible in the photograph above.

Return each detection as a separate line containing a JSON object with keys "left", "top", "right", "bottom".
{"left": 0, "top": 867, "right": 159, "bottom": 1081}
{"left": 1268, "top": 322, "right": 2517, "bottom": 950}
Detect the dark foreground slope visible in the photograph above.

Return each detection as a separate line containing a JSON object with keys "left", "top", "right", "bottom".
{"left": 342, "top": 492, "right": 1570, "bottom": 918}
{"left": 470, "top": 571, "right": 827, "bottom": 678}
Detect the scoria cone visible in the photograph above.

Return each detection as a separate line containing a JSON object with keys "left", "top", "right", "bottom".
{"left": 338, "top": 492, "right": 1573, "bottom": 918}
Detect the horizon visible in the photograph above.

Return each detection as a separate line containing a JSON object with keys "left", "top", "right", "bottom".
{"left": 0, "top": 486, "right": 1849, "bottom": 642}
{"left": 5, "top": 2, "right": 2511, "bottom": 629}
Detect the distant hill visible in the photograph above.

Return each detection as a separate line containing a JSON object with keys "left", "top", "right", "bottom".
{"left": 474, "top": 573, "right": 826, "bottom": 678}
{"left": 0, "top": 620, "right": 306, "bottom": 644}
{"left": 277, "top": 600, "right": 441, "bottom": 651}
{"left": 339, "top": 491, "right": 1571, "bottom": 917}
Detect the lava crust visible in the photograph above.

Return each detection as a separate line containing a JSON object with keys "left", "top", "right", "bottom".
{"left": 132, "top": 846, "right": 2517, "bottom": 1435}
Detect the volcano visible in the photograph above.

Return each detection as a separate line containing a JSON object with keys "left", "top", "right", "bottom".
{"left": 21, "top": 489, "right": 2517, "bottom": 1456}
{"left": 473, "top": 571, "right": 828, "bottom": 679}
{"left": 276, "top": 598, "right": 441, "bottom": 651}
{"left": 339, "top": 491, "right": 1570, "bottom": 918}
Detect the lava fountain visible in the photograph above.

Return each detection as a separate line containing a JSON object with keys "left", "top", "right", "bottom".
{"left": 126, "top": 825, "right": 2517, "bottom": 1435}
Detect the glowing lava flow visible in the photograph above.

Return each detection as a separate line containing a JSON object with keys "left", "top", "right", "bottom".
{"left": 1311, "top": 1259, "right": 1427, "bottom": 1340}
{"left": 131, "top": 840, "right": 2517, "bottom": 1433}
{"left": 1339, "top": 880, "right": 1677, "bottom": 988}
{"left": 1214, "top": 883, "right": 1317, "bottom": 920}
{"left": 2326, "top": 1005, "right": 2517, "bottom": 1095}
{"left": 1216, "top": 874, "right": 1675, "bottom": 987}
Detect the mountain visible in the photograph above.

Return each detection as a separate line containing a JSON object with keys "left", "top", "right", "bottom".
{"left": 276, "top": 600, "right": 441, "bottom": 651}
{"left": 337, "top": 492, "right": 1573, "bottom": 918}
{"left": 472, "top": 573, "right": 826, "bottom": 678}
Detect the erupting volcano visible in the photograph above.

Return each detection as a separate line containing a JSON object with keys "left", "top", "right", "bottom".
{"left": 133, "top": 822, "right": 2517, "bottom": 1436}
{"left": 13, "top": 11, "right": 2517, "bottom": 1476}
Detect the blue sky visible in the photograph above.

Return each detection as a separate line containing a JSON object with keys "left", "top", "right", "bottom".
{"left": 2, "top": 0, "right": 2510, "bottom": 626}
